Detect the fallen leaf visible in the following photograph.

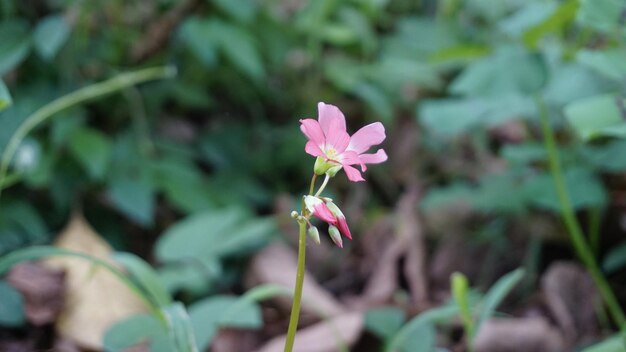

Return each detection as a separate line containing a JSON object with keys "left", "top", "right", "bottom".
{"left": 211, "top": 328, "right": 260, "bottom": 352}
{"left": 474, "top": 317, "right": 565, "bottom": 352}
{"left": 246, "top": 243, "right": 345, "bottom": 318}
{"left": 253, "top": 312, "right": 363, "bottom": 352}
{"left": 361, "top": 187, "right": 428, "bottom": 308}
{"left": 44, "top": 214, "right": 147, "bottom": 350}
{"left": 6, "top": 262, "right": 65, "bottom": 326}
{"left": 541, "top": 261, "right": 600, "bottom": 345}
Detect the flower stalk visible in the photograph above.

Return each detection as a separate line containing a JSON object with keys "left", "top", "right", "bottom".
{"left": 284, "top": 102, "right": 387, "bottom": 351}
{"left": 537, "top": 97, "right": 626, "bottom": 329}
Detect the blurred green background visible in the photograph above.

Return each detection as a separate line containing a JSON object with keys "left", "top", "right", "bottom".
{"left": 1, "top": 0, "right": 626, "bottom": 351}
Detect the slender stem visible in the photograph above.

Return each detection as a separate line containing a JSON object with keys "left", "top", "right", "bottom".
{"left": 588, "top": 207, "right": 602, "bottom": 256}
{"left": 315, "top": 174, "right": 330, "bottom": 197}
{"left": 284, "top": 220, "right": 307, "bottom": 352}
{"left": 538, "top": 98, "right": 626, "bottom": 329}
{"left": 309, "top": 174, "right": 318, "bottom": 197}
{"left": 0, "top": 66, "right": 176, "bottom": 201}
{"left": 285, "top": 173, "right": 321, "bottom": 351}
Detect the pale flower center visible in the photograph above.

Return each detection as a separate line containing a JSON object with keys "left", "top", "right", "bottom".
{"left": 325, "top": 147, "right": 338, "bottom": 160}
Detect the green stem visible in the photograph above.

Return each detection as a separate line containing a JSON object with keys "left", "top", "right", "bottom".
{"left": 284, "top": 219, "right": 307, "bottom": 352}
{"left": 538, "top": 98, "right": 626, "bottom": 329}
{"left": 285, "top": 173, "right": 321, "bottom": 351}
{"left": 0, "top": 66, "right": 176, "bottom": 201}
{"left": 588, "top": 207, "right": 602, "bottom": 256}
{"left": 314, "top": 174, "right": 330, "bottom": 197}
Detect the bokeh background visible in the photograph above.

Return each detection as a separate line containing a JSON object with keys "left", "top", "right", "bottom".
{"left": 1, "top": 0, "right": 626, "bottom": 351}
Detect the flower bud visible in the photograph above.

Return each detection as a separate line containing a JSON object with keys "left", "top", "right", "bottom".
{"left": 325, "top": 164, "right": 342, "bottom": 177}
{"left": 328, "top": 225, "right": 343, "bottom": 248}
{"left": 314, "top": 156, "right": 333, "bottom": 175}
{"left": 290, "top": 211, "right": 299, "bottom": 219}
{"left": 308, "top": 226, "right": 321, "bottom": 245}
{"left": 325, "top": 201, "right": 345, "bottom": 218}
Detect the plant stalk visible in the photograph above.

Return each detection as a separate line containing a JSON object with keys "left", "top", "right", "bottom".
{"left": 0, "top": 65, "right": 176, "bottom": 201}
{"left": 538, "top": 98, "right": 626, "bottom": 329}
{"left": 284, "top": 219, "right": 307, "bottom": 352}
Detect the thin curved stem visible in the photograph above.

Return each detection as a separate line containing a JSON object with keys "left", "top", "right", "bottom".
{"left": 538, "top": 97, "right": 626, "bottom": 329}
{"left": 0, "top": 66, "right": 176, "bottom": 201}
{"left": 314, "top": 174, "right": 330, "bottom": 197}
{"left": 284, "top": 220, "right": 307, "bottom": 352}
{"left": 309, "top": 174, "right": 318, "bottom": 198}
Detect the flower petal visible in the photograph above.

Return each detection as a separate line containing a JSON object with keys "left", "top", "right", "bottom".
{"left": 347, "top": 122, "right": 386, "bottom": 154}
{"left": 305, "top": 141, "right": 326, "bottom": 157}
{"left": 318, "top": 102, "right": 346, "bottom": 137}
{"left": 359, "top": 149, "right": 388, "bottom": 164}
{"left": 300, "top": 119, "right": 325, "bottom": 147}
{"left": 336, "top": 217, "right": 352, "bottom": 240}
{"left": 313, "top": 203, "right": 337, "bottom": 223}
{"left": 343, "top": 164, "right": 365, "bottom": 182}
{"left": 325, "top": 116, "right": 350, "bottom": 154}
{"left": 340, "top": 150, "right": 367, "bottom": 172}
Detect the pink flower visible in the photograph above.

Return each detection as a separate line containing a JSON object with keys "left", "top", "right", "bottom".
{"left": 304, "top": 196, "right": 352, "bottom": 247}
{"left": 300, "top": 102, "right": 387, "bottom": 182}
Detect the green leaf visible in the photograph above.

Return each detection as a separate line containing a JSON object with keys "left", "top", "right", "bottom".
{"left": 582, "top": 140, "right": 626, "bottom": 172}
{"left": 452, "top": 272, "right": 474, "bottom": 339}
{"left": 564, "top": 94, "right": 626, "bottom": 140}
{"left": 581, "top": 335, "right": 626, "bottom": 352}
{"left": 179, "top": 17, "right": 217, "bottom": 67}
{"left": 163, "top": 302, "right": 199, "bottom": 352}
{"left": 521, "top": 0, "right": 578, "bottom": 48}
{"left": 113, "top": 252, "right": 172, "bottom": 307}
{"left": 0, "top": 280, "right": 25, "bottom": 327}
{"left": 210, "top": 20, "right": 265, "bottom": 80}
{"left": 498, "top": 2, "right": 557, "bottom": 38}
{"left": 365, "top": 307, "right": 405, "bottom": 340}
{"left": 189, "top": 295, "right": 262, "bottom": 350}
{"left": 577, "top": 0, "right": 626, "bottom": 36}
{"left": 419, "top": 94, "right": 535, "bottom": 138}
{"left": 33, "top": 15, "right": 71, "bottom": 61}
{"left": 449, "top": 46, "right": 546, "bottom": 97}
{"left": 0, "top": 19, "right": 31, "bottom": 75}
{"left": 211, "top": 0, "right": 257, "bottom": 23}
{"left": 150, "top": 157, "right": 214, "bottom": 214}
{"left": 602, "top": 242, "right": 626, "bottom": 274}
{"left": 475, "top": 268, "right": 524, "bottom": 338}
{"left": 526, "top": 168, "right": 607, "bottom": 211}
{"left": 155, "top": 208, "right": 275, "bottom": 263}
{"left": 543, "top": 64, "right": 616, "bottom": 106}
{"left": 68, "top": 128, "right": 111, "bottom": 179}
{"left": 0, "top": 80, "right": 12, "bottom": 111}
{"left": 158, "top": 261, "right": 217, "bottom": 295}
{"left": 108, "top": 175, "right": 155, "bottom": 227}
{"left": 578, "top": 48, "right": 626, "bottom": 83}
{"left": 385, "top": 305, "right": 458, "bottom": 352}
{"left": 104, "top": 313, "right": 173, "bottom": 352}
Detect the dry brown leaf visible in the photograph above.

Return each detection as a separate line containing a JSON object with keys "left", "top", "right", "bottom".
{"left": 542, "top": 261, "right": 599, "bottom": 345}
{"left": 246, "top": 243, "right": 345, "bottom": 318}
{"left": 254, "top": 312, "right": 363, "bottom": 352}
{"left": 211, "top": 328, "right": 260, "bottom": 352}
{"left": 474, "top": 317, "right": 565, "bottom": 352}
{"left": 6, "top": 262, "right": 65, "bottom": 326}
{"left": 44, "top": 214, "right": 147, "bottom": 350}
{"left": 361, "top": 187, "right": 428, "bottom": 307}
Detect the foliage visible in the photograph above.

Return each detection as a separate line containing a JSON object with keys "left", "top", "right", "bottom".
{"left": 1, "top": 0, "right": 626, "bottom": 350}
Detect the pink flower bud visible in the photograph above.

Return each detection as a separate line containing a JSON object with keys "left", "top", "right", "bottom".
{"left": 325, "top": 201, "right": 352, "bottom": 240}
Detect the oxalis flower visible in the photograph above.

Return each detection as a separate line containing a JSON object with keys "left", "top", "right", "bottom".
{"left": 304, "top": 195, "right": 351, "bottom": 248}
{"left": 300, "top": 102, "right": 387, "bottom": 182}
